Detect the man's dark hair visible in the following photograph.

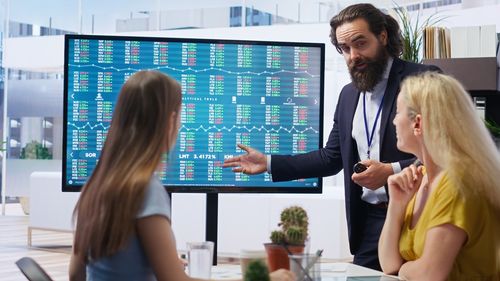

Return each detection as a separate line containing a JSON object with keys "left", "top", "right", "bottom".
{"left": 329, "top": 3, "right": 403, "bottom": 57}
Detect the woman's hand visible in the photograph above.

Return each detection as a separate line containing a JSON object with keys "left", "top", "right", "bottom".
{"left": 388, "top": 164, "right": 424, "bottom": 208}
{"left": 379, "top": 164, "right": 424, "bottom": 274}
{"left": 270, "top": 269, "right": 296, "bottom": 281}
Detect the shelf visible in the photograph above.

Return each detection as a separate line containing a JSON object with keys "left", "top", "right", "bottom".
{"left": 423, "top": 57, "right": 498, "bottom": 92}
{"left": 469, "top": 90, "right": 500, "bottom": 96}
{"left": 423, "top": 58, "right": 500, "bottom": 125}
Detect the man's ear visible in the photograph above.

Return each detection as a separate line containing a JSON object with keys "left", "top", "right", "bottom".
{"left": 379, "top": 30, "right": 388, "bottom": 46}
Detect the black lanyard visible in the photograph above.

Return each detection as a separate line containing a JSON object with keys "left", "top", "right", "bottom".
{"left": 362, "top": 92, "right": 384, "bottom": 159}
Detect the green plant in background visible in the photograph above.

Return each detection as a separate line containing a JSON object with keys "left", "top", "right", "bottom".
{"left": 485, "top": 119, "right": 500, "bottom": 138}
{"left": 20, "top": 140, "right": 52, "bottom": 159}
{"left": 244, "top": 260, "right": 270, "bottom": 281}
{"left": 0, "top": 140, "right": 6, "bottom": 154}
{"left": 270, "top": 205, "right": 309, "bottom": 246}
{"left": 392, "top": 3, "right": 447, "bottom": 63}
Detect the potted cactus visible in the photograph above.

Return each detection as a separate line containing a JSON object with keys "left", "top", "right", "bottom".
{"left": 264, "top": 205, "right": 309, "bottom": 271}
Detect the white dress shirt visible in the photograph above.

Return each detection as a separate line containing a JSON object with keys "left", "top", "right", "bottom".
{"left": 352, "top": 57, "right": 399, "bottom": 204}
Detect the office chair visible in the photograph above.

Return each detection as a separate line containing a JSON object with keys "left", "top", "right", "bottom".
{"left": 15, "top": 257, "right": 54, "bottom": 281}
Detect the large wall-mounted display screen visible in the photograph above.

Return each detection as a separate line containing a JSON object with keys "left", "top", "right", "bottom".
{"left": 63, "top": 34, "right": 324, "bottom": 193}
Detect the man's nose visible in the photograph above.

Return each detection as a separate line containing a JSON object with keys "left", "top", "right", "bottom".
{"left": 350, "top": 48, "right": 361, "bottom": 61}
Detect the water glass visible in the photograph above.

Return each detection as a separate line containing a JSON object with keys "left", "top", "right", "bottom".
{"left": 187, "top": 241, "right": 214, "bottom": 279}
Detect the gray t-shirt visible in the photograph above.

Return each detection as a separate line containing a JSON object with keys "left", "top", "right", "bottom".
{"left": 86, "top": 176, "right": 171, "bottom": 281}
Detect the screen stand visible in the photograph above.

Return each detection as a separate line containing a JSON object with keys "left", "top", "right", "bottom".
{"left": 206, "top": 193, "right": 218, "bottom": 265}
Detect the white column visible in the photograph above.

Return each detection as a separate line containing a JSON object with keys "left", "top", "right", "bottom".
{"left": 242, "top": 0, "right": 246, "bottom": 27}
{"left": 20, "top": 117, "right": 43, "bottom": 148}
{"left": 1, "top": 0, "right": 10, "bottom": 215}
{"left": 156, "top": 0, "right": 161, "bottom": 30}
{"left": 52, "top": 117, "right": 63, "bottom": 160}
{"left": 78, "top": 0, "right": 83, "bottom": 34}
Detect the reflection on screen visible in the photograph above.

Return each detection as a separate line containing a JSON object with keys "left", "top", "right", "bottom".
{"left": 63, "top": 35, "right": 324, "bottom": 192}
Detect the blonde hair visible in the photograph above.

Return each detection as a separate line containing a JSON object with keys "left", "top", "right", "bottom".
{"left": 73, "top": 71, "right": 181, "bottom": 260}
{"left": 400, "top": 72, "right": 500, "bottom": 214}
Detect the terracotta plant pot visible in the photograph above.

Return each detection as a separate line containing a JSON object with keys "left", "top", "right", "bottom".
{"left": 264, "top": 243, "right": 304, "bottom": 271}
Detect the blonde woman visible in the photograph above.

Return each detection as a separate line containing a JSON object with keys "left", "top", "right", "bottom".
{"left": 69, "top": 71, "right": 294, "bottom": 281}
{"left": 379, "top": 72, "right": 500, "bottom": 280}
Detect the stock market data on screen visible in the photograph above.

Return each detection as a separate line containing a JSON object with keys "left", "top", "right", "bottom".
{"left": 64, "top": 36, "right": 324, "bottom": 191}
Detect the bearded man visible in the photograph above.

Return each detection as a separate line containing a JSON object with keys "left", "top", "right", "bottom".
{"left": 223, "top": 3, "right": 440, "bottom": 270}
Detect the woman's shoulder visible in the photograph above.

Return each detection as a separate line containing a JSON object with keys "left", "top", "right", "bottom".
{"left": 433, "top": 171, "right": 458, "bottom": 197}
{"left": 434, "top": 171, "right": 483, "bottom": 205}
{"left": 137, "top": 175, "right": 171, "bottom": 219}
{"left": 430, "top": 170, "right": 492, "bottom": 227}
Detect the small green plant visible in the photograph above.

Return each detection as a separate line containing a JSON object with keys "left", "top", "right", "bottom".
{"left": 269, "top": 205, "right": 309, "bottom": 246}
{"left": 270, "top": 230, "right": 286, "bottom": 244}
{"left": 0, "top": 140, "right": 6, "bottom": 154}
{"left": 20, "top": 140, "right": 52, "bottom": 159}
{"left": 392, "top": 3, "right": 448, "bottom": 63}
{"left": 244, "top": 260, "right": 270, "bottom": 281}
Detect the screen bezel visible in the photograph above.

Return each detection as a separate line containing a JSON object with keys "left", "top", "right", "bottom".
{"left": 62, "top": 34, "right": 325, "bottom": 193}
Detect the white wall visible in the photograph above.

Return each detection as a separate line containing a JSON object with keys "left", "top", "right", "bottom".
{"left": 171, "top": 192, "right": 351, "bottom": 259}
{"left": 155, "top": 8, "right": 231, "bottom": 29}
{"left": 2, "top": 35, "right": 65, "bottom": 72}
{"left": 414, "top": 3, "right": 500, "bottom": 30}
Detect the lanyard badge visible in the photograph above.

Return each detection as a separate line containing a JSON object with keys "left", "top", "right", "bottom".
{"left": 362, "top": 92, "right": 384, "bottom": 159}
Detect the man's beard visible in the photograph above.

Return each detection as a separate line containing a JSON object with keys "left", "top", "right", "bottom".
{"left": 348, "top": 44, "right": 389, "bottom": 92}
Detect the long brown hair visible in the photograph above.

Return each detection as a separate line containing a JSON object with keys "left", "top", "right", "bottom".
{"left": 73, "top": 71, "right": 181, "bottom": 260}
{"left": 329, "top": 3, "right": 403, "bottom": 57}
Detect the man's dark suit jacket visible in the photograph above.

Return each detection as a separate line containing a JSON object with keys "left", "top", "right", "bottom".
{"left": 270, "top": 57, "right": 440, "bottom": 255}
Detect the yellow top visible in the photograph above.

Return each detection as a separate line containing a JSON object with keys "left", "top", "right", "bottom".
{"left": 399, "top": 172, "right": 499, "bottom": 281}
